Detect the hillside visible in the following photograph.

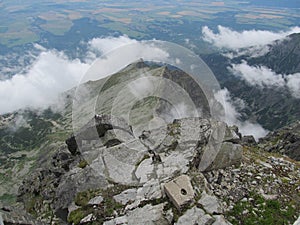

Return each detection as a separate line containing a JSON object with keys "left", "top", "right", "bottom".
{"left": 1, "top": 114, "right": 299, "bottom": 225}
{"left": 202, "top": 33, "right": 300, "bottom": 131}
{"left": 247, "top": 33, "right": 300, "bottom": 74}
{"left": 0, "top": 62, "right": 299, "bottom": 225}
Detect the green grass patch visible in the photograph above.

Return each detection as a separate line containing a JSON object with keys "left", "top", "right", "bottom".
{"left": 68, "top": 208, "right": 86, "bottom": 225}
{"left": 0, "top": 193, "right": 16, "bottom": 204}
{"left": 226, "top": 192, "right": 297, "bottom": 225}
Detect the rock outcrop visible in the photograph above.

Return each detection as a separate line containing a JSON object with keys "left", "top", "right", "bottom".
{"left": 259, "top": 120, "right": 300, "bottom": 161}
{"left": 15, "top": 114, "right": 300, "bottom": 225}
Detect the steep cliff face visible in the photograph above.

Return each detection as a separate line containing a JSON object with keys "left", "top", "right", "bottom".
{"left": 1, "top": 60, "right": 300, "bottom": 225}
{"left": 247, "top": 33, "right": 300, "bottom": 74}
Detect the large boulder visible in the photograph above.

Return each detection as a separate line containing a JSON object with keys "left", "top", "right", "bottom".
{"left": 139, "top": 117, "right": 243, "bottom": 173}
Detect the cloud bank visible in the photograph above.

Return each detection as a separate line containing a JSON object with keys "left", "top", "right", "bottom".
{"left": 0, "top": 50, "right": 90, "bottom": 114}
{"left": 83, "top": 36, "right": 169, "bottom": 82}
{"left": 89, "top": 35, "right": 138, "bottom": 54}
{"left": 0, "top": 36, "right": 171, "bottom": 114}
{"left": 214, "top": 88, "right": 268, "bottom": 140}
{"left": 202, "top": 26, "right": 300, "bottom": 50}
{"left": 229, "top": 61, "right": 300, "bottom": 98}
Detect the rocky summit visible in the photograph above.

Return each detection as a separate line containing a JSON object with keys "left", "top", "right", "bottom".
{"left": 2, "top": 114, "right": 299, "bottom": 225}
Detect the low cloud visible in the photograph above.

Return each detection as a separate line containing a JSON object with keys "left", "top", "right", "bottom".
{"left": 89, "top": 35, "right": 138, "bottom": 54}
{"left": 0, "top": 50, "right": 90, "bottom": 114}
{"left": 9, "top": 114, "right": 29, "bottom": 132}
{"left": 229, "top": 61, "right": 285, "bottom": 87}
{"left": 0, "top": 36, "right": 171, "bottom": 114}
{"left": 229, "top": 61, "right": 300, "bottom": 98}
{"left": 128, "top": 76, "right": 155, "bottom": 99}
{"left": 202, "top": 25, "right": 300, "bottom": 50}
{"left": 214, "top": 88, "right": 268, "bottom": 140}
{"left": 286, "top": 73, "right": 300, "bottom": 98}
{"left": 83, "top": 36, "right": 169, "bottom": 82}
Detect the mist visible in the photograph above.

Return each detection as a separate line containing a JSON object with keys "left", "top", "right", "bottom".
{"left": 214, "top": 88, "right": 268, "bottom": 140}
{"left": 0, "top": 36, "right": 169, "bottom": 114}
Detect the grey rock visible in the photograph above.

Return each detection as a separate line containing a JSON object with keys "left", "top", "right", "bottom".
{"left": 164, "top": 209, "right": 174, "bottom": 224}
{"left": 259, "top": 120, "right": 300, "bottom": 160}
{"left": 68, "top": 202, "right": 80, "bottom": 217}
{"left": 1, "top": 207, "right": 47, "bottom": 225}
{"left": 103, "top": 216, "right": 128, "bottom": 225}
{"left": 213, "top": 215, "right": 233, "bottom": 225}
{"left": 293, "top": 215, "right": 300, "bottom": 225}
{"left": 72, "top": 114, "right": 134, "bottom": 152}
{"left": 114, "top": 189, "right": 137, "bottom": 205}
{"left": 138, "top": 117, "right": 242, "bottom": 174}
{"left": 175, "top": 207, "right": 214, "bottom": 225}
{"left": 135, "top": 158, "right": 155, "bottom": 184}
{"left": 175, "top": 118, "right": 211, "bottom": 149}
{"left": 80, "top": 213, "right": 95, "bottom": 223}
{"left": 105, "top": 204, "right": 168, "bottom": 225}
{"left": 198, "top": 120, "right": 242, "bottom": 172}
{"left": 136, "top": 179, "right": 162, "bottom": 201}
{"left": 88, "top": 196, "right": 104, "bottom": 205}
{"left": 125, "top": 179, "right": 162, "bottom": 211}
{"left": 55, "top": 166, "right": 108, "bottom": 211}
{"left": 156, "top": 148, "right": 193, "bottom": 180}
{"left": 201, "top": 142, "right": 242, "bottom": 172}
{"left": 241, "top": 135, "right": 256, "bottom": 145}
{"left": 198, "top": 191, "right": 223, "bottom": 214}
{"left": 126, "top": 203, "right": 168, "bottom": 225}
{"left": 224, "top": 126, "right": 241, "bottom": 143}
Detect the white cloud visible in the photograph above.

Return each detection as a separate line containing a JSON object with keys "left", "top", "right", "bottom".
{"left": 9, "top": 114, "right": 29, "bottom": 132}
{"left": 168, "top": 102, "right": 200, "bottom": 121}
{"left": 83, "top": 36, "right": 169, "bottom": 82}
{"left": 229, "top": 61, "right": 300, "bottom": 98}
{"left": 128, "top": 76, "right": 155, "bottom": 99}
{"left": 202, "top": 25, "right": 300, "bottom": 50}
{"left": 214, "top": 88, "right": 268, "bottom": 140}
{"left": 221, "top": 45, "right": 270, "bottom": 59}
{"left": 0, "top": 50, "right": 90, "bottom": 114}
{"left": 0, "top": 36, "right": 172, "bottom": 115}
{"left": 286, "top": 73, "right": 300, "bottom": 98}
{"left": 88, "top": 35, "right": 138, "bottom": 54}
{"left": 229, "top": 60, "right": 285, "bottom": 87}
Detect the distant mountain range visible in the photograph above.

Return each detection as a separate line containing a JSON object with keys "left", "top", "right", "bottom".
{"left": 202, "top": 33, "right": 300, "bottom": 131}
